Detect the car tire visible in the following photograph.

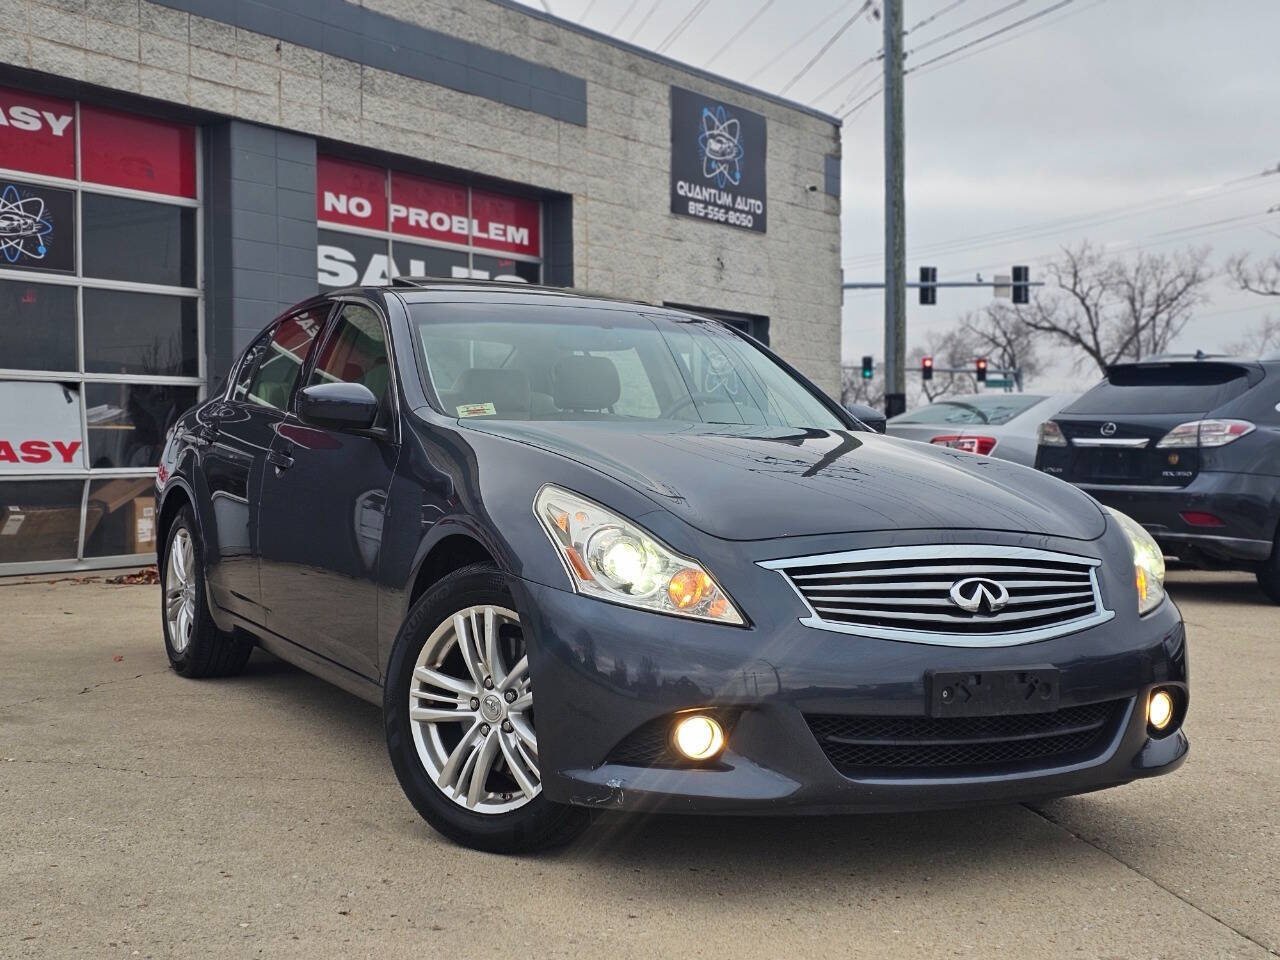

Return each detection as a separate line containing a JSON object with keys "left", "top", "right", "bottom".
{"left": 1257, "top": 536, "right": 1280, "bottom": 604}
{"left": 161, "top": 506, "right": 253, "bottom": 678}
{"left": 383, "top": 563, "right": 590, "bottom": 853}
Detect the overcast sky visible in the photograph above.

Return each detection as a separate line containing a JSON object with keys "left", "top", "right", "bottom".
{"left": 515, "top": 0, "right": 1280, "bottom": 389}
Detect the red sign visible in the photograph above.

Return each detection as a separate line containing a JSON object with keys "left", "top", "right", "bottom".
{"left": 470, "top": 188, "right": 540, "bottom": 256}
{"left": 317, "top": 156, "right": 387, "bottom": 230}
{"left": 389, "top": 171, "right": 468, "bottom": 247}
{"left": 80, "top": 105, "right": 196, "bottom": 198}
{"left": 0, "top": 87, "right": 75, "bottom": 179}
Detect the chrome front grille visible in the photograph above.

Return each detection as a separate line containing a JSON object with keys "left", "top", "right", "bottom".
{"left": 760, "top": 545, "right": 1114, "bottom": 647}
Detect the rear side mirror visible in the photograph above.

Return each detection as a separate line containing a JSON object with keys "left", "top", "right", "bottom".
{"left": 298, "top": 382, "right": 380, "bottom": 431}
{"left": 844, "top": 402, "right": 887, "bottom": 434}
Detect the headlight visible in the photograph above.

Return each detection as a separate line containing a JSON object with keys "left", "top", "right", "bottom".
{"left": 1106, "top": 507, "right": 1166, "bottom": 615}
{"left": 534, "top": 485, "right": 745, "bottom": 625}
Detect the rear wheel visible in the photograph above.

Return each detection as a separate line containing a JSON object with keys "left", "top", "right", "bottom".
{"left": 161, "top": 506, "right": 253, "bottom": 677}
{"left": 383, "top": 564, "right": 590, "bottom": 852}
{"left": 1257, "top": 535, "right": 1280, "bottom": 604}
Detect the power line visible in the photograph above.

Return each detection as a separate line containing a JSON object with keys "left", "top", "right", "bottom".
{"left": 905, "top": 0, "right": 972, "bottom": 34}
{"left": 906, "top": 0, "right": 1031, "bottom": 57}
{"left": 609, "top": 0, "right": 642, "bottom": 33}
{"left": 578, "top": 0, "right": 602, "bottom": 24}
{"left": 745, "top": 2, "right": 847, "bottom": 83}
{"left": 704, "top": 0, "right": 778, "bottom": 68}
{"left": 778, "top": 0, "right": 875, "bottom": 95}
{"left": 627, "top": 0, "right": 665, "bottom": 40}
{"left": 655, "top": 0, "right": 713, "bottom": 53}
{"left": 811, "top": 51, "right": 883, "bottom": 105}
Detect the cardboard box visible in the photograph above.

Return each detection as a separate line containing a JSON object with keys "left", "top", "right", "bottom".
{"left": 0, "top": 504, "right": 82, "bottom": 563}
{"left": 127, "top": 496, "right": 157, "bottom": 554}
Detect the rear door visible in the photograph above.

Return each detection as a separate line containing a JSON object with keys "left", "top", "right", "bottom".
{"left": 1040, "top": 361, "right": 1260, "bottom": 487}
{"left": 200, "top": 308, "right": 326, "bottom": 621}
{"left": 258, "top": 299, "right": 400, "bottom": 680}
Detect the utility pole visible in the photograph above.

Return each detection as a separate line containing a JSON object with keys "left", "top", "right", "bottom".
{"left": 882, "top": 0, "right": 906, "bottom": 418}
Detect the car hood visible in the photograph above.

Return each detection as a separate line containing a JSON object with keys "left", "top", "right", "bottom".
{"left": 465, "top": 420, "right": 1106, "bottom": 542}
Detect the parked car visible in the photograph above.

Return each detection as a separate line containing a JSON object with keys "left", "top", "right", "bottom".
{"left": 1035, "top": 355, "right": 1280, "bottom": 602}
{"left": 888, "top": 392, "right": 1078, "bottom": 466}
{"left": 156, "top": 281, "right": 1188, "bottom": 852}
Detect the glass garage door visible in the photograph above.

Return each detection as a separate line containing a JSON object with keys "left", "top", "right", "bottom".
{"left": 0, "top": 87, "right": 201, "bottom": 573}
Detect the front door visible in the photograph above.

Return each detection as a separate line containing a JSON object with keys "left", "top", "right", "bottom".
{"left": 200, "top": 309, "right": 325, "bottom": 622}
{"left": 258, "top": 300, "right": 399, "bottom": 681}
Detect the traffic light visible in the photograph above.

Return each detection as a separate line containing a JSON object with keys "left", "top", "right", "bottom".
{"left": 976, "top": 357, "right": 989, "bottom": 383}
{"left": 861, "top": 355, "right": 874, "bottom": 379}
{"left": 1012, "top": 265, "right": 1030, "bottom": 305}
{"left": 919, "top": 266, "right": 937, "bottom": 305}
{"left": 921, "top": 355, "right": 934, "bottom": 381}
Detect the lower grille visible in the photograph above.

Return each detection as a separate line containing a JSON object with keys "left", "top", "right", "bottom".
{"left": 806, "top": 700, "right": 1124, "bottom": 774}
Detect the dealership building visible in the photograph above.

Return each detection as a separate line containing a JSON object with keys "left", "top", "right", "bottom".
{"left": 0, "top": 0, "right": 842, "bottom": 573}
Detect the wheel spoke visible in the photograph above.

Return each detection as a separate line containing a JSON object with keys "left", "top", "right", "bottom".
{"left": 499, "top": 654, "right": 527, "bottom": 693}
{"left": 181, "top": 536, "right": 194, "bottom": 583}
{"left": 410, "top": 705, "right": 477, "bottom": 724}
{"left": 508, "top": 713, "right": 538, "bottom": 756}
{"left": 165, "top": 589, "right": 184, "bottom": 619}
{"left": 499, "top": 730, "right": 539, "bottom": 798}
{"left": 465, "top": 731, "right": 500, "bottom": 808}
{"left": 176, "top": 605, "right": 191, "bottom": 644}
{"left": 482, "top": 607, "right": 505, "bottom": 687}
{"left": 171, "top": 535, "right": 187, "bottom": 582}
{"left": 437, "top": 721, "right": 482, "bottom": 790}
{"left": 413, "top": 665, "right": 474, "bottom": 697}
{"left": 509, "top": 690, "right": 533, "bottom": 712}
{"left": 453, "top": 614, "right": 486, "bottom": 687}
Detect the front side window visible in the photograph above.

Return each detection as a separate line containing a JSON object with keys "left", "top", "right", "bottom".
{"left": 411, "top": 303, "right": 842, "bottom": 429}
{"left": 307, "top": 303, "right": 391, "bottom": 406}
{"left": 245, "top": 308, "right": 325, "bottom": 411}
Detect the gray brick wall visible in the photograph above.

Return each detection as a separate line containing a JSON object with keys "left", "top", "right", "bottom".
{"left": 206, "top": 121, "right": 318, "bottom": 377}
{"left": 7, "top": 0, "right": 843, "bottom": 395}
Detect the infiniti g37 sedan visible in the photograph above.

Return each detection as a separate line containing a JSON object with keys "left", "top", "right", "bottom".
{"left": 155, "top": 281, "right": 1189, "bottom": 852}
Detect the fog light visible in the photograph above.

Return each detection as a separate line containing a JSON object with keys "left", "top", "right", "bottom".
{"left": 672, "top": 714, "right": 725, "bottom": 760}
{"left": 1148, "top": 689, "right": 1175, "bottom": 731}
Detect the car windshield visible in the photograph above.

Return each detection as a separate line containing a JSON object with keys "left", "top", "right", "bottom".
{"left": 891, "top": 394, "right": 1045, "bottom": 426}
{"left": 408, "top": 302, "right": 844, "bottom": 429}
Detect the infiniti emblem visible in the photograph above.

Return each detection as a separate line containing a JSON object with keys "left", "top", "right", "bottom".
{"left": 1100, "top": 422, "right": 1118, "bottom": 436}
{"left": 949, "top": 577, "right": 1011, "bottom": 615}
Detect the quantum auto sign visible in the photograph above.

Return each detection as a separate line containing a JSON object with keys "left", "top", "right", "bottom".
{"left": 670, "top": 86, "right": 767, "bottom": 233}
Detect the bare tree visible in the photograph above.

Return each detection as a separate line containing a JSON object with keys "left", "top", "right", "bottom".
{"left": 1224, "top": 316, "right": 1280, "bottom": 357}
{"left": 1227, "top": 251, "right": 1280, "bottom": 297}
{"left": 840, "top": 364, "right": 884, "bottom": 410}
{"left": 960, "top": 304, "right": 1044, "bottom": 384}
{"left": 1017, "top": 242, "right": 1215, "bottom": 374}
{"left": 909, "top": 327, "right": 978, "bottom": 402}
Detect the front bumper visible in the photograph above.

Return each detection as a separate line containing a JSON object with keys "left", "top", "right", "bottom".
{"left": 1079, "top": 471, "right": 1278, "bottom": 564}
{"left": 513, "top": 548, "right": 1189, "bottom": 815}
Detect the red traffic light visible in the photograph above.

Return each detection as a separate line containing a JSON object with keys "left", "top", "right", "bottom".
{"left": 976, "top": 357, "right": 988, "bottom": 383}
{"left": 921, "top": 355, "right": 934, "bottom": 381}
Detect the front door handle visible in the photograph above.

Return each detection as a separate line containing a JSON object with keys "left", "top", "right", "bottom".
{"left": 267, "top": 449, "right": 294, "bottom": 471}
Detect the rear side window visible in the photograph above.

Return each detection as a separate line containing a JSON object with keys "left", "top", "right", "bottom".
{"left": 893, "top": 395, "right": 1046, "bottom": 426}
{"left": 1068, "top": 363, "right": 1252, "bottom": 416}
{"left": 245, "top": 309, "right": 325, "bottom": 411}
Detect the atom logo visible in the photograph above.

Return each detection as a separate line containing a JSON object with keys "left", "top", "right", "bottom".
{"left": 0, "top": 183, "right": 53, "bottom": 264}
{"left": 698, "top": 105, "right": 744, "bottom": 188}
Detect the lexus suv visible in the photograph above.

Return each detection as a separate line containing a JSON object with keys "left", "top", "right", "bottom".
{"left": 155, "top": 281, "right": 1189, "bottom": 852}
{"left": 1036, "top": 355, "right": 1280, "bottom": 602}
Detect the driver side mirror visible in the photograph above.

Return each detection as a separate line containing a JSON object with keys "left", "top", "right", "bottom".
{"left": 298, "top": 382, "right": 380, "bottom": 431}
{"left": 843, "top": 402, "right": 887, "bottom": 434}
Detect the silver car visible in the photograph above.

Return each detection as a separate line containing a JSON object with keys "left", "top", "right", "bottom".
{"left": 887, "top": 393, "right": 1078, "bottom": 466}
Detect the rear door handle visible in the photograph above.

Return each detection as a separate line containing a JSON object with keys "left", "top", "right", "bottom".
{"left": 267, "top": 449, "right": 294, "bottom": 471}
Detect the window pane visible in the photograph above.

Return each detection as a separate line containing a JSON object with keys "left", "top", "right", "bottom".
{"left": 82, "top": 193, "right": 196, "bottom": 287}
{"left": 308, "top": 303, "right": 390, "bottom": 402}
{"left": 0, "top": 279, "right": 77, "bottom": 371}
{"left": 231, "top": 327, "right": 275, "bottom": 402}
{"left": 391, "top": 240, "right": 468, "bottom": 280}
{"left": 246, "top": 309, "right": 324, "bottom": 410}
{"left": 0, "top": 179, "right": 76, "bottom": 275}
{"left": 83, "top": 476, "right": 158, "bottom": 557}
{"left": 0, "top": 380, "right": 83, "bottom": 472}
{"left": 0, "top": 479, "right": 84, "bottom": 564}
{"left": 83, "top": 289, "right": 198, "bottom": 377}
{"left": 84, "top": 382, "right": 197, "bottom": 468}
{"left": 470, "top": 253, "right": 538, "bottom": 284}
{"left": 318, "top": 229, "right": 387, "bottom": 288}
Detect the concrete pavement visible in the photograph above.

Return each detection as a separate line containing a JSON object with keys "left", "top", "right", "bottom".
{"left": 1, "top": 570, "right": 1277, "bottom": 959}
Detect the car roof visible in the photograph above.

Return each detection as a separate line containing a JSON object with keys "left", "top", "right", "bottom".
{"left": 328, "top": 278, "right": 685, "bottom": 316}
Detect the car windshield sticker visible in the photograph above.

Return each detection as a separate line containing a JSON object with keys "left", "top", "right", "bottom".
{"left": 457, "top": 402, "right": 496, "bottom": 418}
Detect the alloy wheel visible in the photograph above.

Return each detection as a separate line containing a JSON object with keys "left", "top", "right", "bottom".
{"left": 408, "top": 604, "right": 539, "bottom": 814}
{"left": 164, "top": 528, "right": 197, "bottom": 654}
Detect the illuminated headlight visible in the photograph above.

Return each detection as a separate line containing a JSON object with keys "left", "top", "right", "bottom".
{"left": 1106, "top": 507, "right": 1166, "bottom": 615}
{"left": 534, "top": 485, "right": 745, "bottom": 625}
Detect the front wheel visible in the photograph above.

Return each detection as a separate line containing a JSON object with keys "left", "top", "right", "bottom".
{"left": 383, "top": 564, "right": 590, "bottom": 852}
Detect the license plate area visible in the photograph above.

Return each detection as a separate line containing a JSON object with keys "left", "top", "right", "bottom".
{"left": 928, "top": 668, "right": 1060, "bottom": 717}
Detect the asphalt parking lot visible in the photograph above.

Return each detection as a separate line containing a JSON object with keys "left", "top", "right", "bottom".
{"left": 2, "top": 570, "right": 1277, "bottom": 959}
